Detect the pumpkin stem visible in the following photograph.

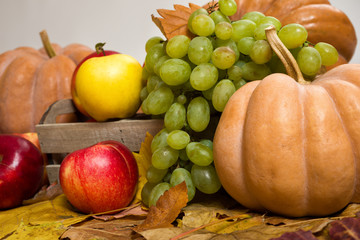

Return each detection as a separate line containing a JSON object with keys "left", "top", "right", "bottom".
{"left": 39, "top": 30, "right": 56, "bottom": 58}
{"left": 265, "top": 26, "right": 309, "bottom": 85}
{"left": 95, "top": 42, "right": 106, "bottom": 56}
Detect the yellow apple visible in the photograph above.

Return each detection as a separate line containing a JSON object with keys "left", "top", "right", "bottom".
{"left": 74, "top": 54, "right": 143, "bottom": 121}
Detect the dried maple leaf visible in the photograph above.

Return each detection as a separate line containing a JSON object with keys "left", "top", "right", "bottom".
{"left": 133, "top": 181, "right": 188, "bottom": 232}
{"left": 329, "top": 217, "right": 360, "bottom": 240}
{"left": 152, "top": 3, "right": 202, "bottom": 40}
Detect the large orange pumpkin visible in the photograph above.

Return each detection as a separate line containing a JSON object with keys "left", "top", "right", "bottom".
{"left": 0, "top": 31, "right": 93, "bottom": 134}
{"left": 205, "top": 0, "right": 357, "bottom": 66}
{"left": 213, "top": 27, "right": 360, "bottom": 217}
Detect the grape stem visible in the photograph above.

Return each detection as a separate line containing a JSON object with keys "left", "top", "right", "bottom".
{"left": 265, "top": 26, "right": 309, "bottom": 85}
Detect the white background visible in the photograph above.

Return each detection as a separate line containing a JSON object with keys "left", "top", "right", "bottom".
{"left": 0, "top": 0, "right": 359, "bottom": 64}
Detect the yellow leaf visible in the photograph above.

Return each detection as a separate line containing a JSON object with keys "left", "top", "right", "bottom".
{"left": 132, "top": 132, "right": 153, "bottom": 204}
{"left": 0, "top": 194, "right": 87, "bottom": 239}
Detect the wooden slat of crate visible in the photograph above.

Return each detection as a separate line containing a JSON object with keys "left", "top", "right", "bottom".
{"left": 36, "top": 119, "right": 163, "bottom": 154}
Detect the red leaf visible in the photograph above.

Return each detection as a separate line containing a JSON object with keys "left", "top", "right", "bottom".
{"left": 329, "top": 217, "right": 360, "bottom": 240}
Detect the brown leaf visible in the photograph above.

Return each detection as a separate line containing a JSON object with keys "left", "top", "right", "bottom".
{"left": 270, "top": 229, "right": 318, "bottom": 240}
{"left": 22, "top": 182, "right": 63, "bottom": 205}
{"left": 152, "top": 3, "right": 202, "bottom": 40}
{"left": 329, "top": 217, "right": 360, "bottom": 240}
{"left": 133, "top": 181, "right": 188, "bottom": 232}
{"left": 94, "top": 204, "right": 148, "bottom": 221}
{"left": 60, "top": 217, "right": 145, "bottom": 240}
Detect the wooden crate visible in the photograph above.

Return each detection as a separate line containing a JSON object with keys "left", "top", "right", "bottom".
{"left": 35, "top": 99, "right": 163, "bottom": 183}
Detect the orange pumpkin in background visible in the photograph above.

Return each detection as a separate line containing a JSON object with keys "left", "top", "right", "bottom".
{"left": 204, "top": 0, "right": 357, "bottom": 66}
{"left": 0, "top": 31, "right": 93, "bottom": 134}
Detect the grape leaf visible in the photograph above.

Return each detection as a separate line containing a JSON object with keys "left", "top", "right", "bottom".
{"left": 152, "top": 3, "right": 202, "bottom": 40}
{"left": 133, "top": 181, "right": 188, "bottom": 232}
{"left": 329, "top": 217, "right": 360, "bottom": 240}
{"left": 270, "top": 229, "right": 318, "bottom": 240}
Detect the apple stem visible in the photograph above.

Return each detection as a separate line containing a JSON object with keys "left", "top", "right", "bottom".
{"left": 39, "top": 30, "right": 56, "bottom": 58}
{"left": 95, "top": 42, "right": 107, "bottom": 56}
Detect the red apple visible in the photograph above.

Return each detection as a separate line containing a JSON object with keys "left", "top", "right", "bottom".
{"left": 13, "top": 132, "right": 49, "bottom": 185}
{"left": 59, "top": 140, "right": 139, "bottom": 214}
{"left": 71, "top": 43, "right": 119, "bottom": 117}
{"left": 0, "top": 134, "right": 44, "bottom": 209}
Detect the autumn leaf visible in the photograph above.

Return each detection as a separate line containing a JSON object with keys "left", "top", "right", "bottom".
{"left": 133, "top": 181, "right": 188, "bottom": 232}
{"left": 152, "top": 3, "right": 202, "bottom": 40}
{"left": 270, "top": 229, "right": 318, "bottom": 240}
{"left": 132, "top": 132, "right": 153, "bottom": 204}
{"left": 329, "top": 217, "right": 360, "bottom": 240}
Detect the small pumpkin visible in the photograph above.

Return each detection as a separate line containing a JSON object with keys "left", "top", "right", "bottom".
{"left": 213, "top": 27, "right": 360, "bottom": 217}
{"left": 0, "top": 31, "right": 93, "bottom": 134}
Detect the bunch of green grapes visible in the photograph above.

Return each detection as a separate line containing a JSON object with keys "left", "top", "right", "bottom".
{"left": 140, "top": 0, "right": 339, "bottom": 207}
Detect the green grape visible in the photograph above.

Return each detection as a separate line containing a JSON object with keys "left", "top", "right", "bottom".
{"left": 143, "top": 86, "right": 174, "bottom": 115}
{"left": 142, "top": 67, "right": 150, "bottom": 84}
{"left": 227, "top": 64, "right": 242, "bottom": 81}
{"left": 177, "top": 94, "right": 187, "bottom": 105}
{"left": 179, "top": 148, "right": 189, "bottom": 161}
{"left": 237, "top": 36, "right": 255, "bottom": 55}
{"left": 314, "top": 42, "right": 339, "bottom": 66}
{"left": 268, "top": 55, "right": 286, "bottom": 74}
{"left": 141, "top": 100, "right": 150, "bottom": 115}
{"left": 211, "top": 46, "right": 236, "bottom": 70}
{"left": 259, "top": 16, "right": 282, "bottom": 32}
{"left": 241, "top": 11, "right": 265, "bottom": 25}
{"left": 231, "top": 19, "right": 256, "bottom": 42}
{"left": 140, "top": 86, "right": 148, "bottom": 102}
{"left": 149, "top": 182, "right": 171, "bottom": 206}
{"left": 145, "top": 43, "right": 166, "bottom": 73}
{"left": 163, "top": 172, "right": 172, "bottom": 183}
{"left": 180, "top": 160, "right": 194, "bottom": 172}
{"left": 146, "top": 165, "right": 168, "bottom": 183}
{"left": 210, "top": 10, "right": 231, "bottom": 24}
{"left": 290, "top": 47, "right": 302, "bottom": 59}
{"left": 190, "top": 63, "right": 218, "bottom": 91}
{"left": 147, "top": 74, "right": 162, "bottom": 93}
{"left": 212, "top": 79, "right": 236, "bottom": 112}
{"left": 254, "top": 23, "right": 272, "bottom": 40}
{"left": 160, "top": 58, "right": 191, "bottom": 86}
{"left": 154, "top": 55, "right": 170, "bottom": 76}
{"left": 187, "top": 96, "right": 210, "bottom": 132}
{"left": 215, "top": 38, "right": 240, "bottom": 62}
{"left": 249, "top": 40, "right": 273, "bottom": 64}
{"left": 164, "top": 103, "right": 186, "bottom": 131}
{"left": 188, "top": 36, "right": 213, "bottom": 65}
{"left": 151, "top": 128, "right": 170, "bottom": 153}
{"left": 218, "top": 0, "right": 237, "bottom": 16}
{"left": 167, "top": 130, "right": 190, "bottom": 150}
{"left": 191, "top": 164, "right": 222, "bottom": 194}
{"left": 170, "top": 168, "right": 196, "bottom": 201}
{"left": 278, "top": 23, "right": 308, "bottom": 49}
{"left": 233, "top": 79, "right": 247, "bottom": 89}
{"left": 166, "top": 35, "right": 190, "bottom": 59}
{"left": 188, "top": 8, "right": 209, "bottom": 34}
{"left": 141, "top": 181, "right": 158, "bottom": 207}
{"left": 145, "top": 36, "right": 164, "bottom": 53}
{"left": 202, "top": 85, "right": 215, "bottom": 101}
{"left": 192, "top": 14, "right": 216, "bottom": 37}
{"left": 241, "top": 61, "right": 272, "bottom": 81}
{"left": 215, "top": 21, "right": 233, "bottom": 40}
{"left": 186, "top": 142, "right": 213, "bottom": 166}
{"left": 199, "top": 139, "right": 213, "bottom": 150}
{"left": 152, "top": 146, "right": 179, "bottom": 169}
{"left": 297, "top": 46, "right": 322, "bottom": 76}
